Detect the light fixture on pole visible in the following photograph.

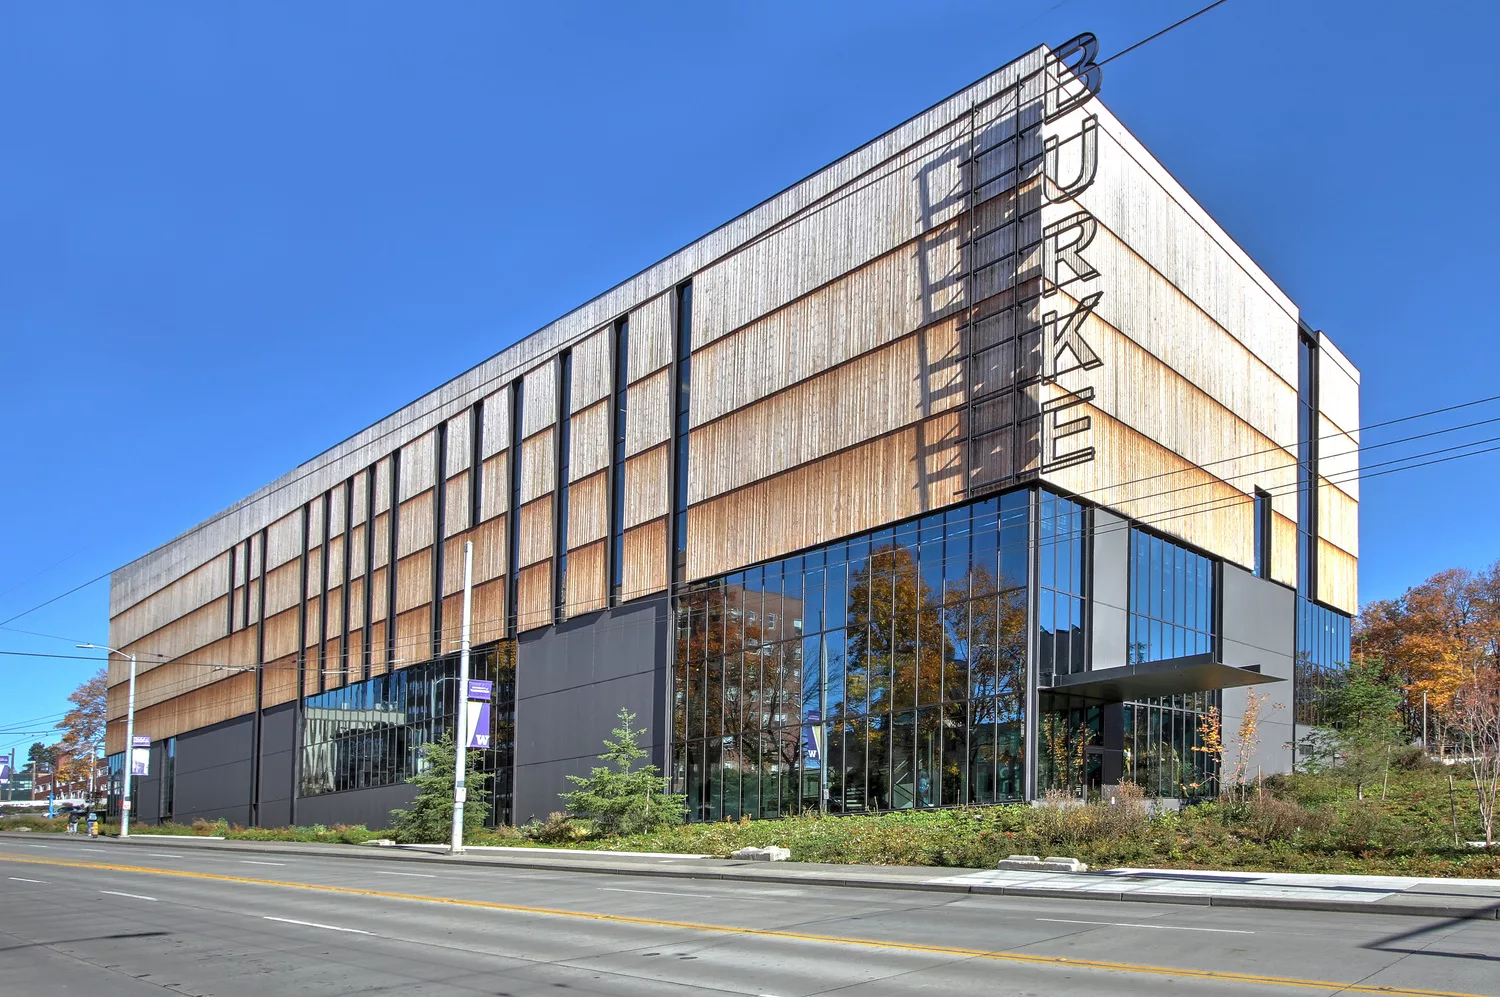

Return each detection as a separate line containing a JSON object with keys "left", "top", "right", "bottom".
{"left": 77, "top": 643, "right": 138, "bottom": 837}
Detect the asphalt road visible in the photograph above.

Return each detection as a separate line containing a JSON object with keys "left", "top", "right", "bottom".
{"left": 1, "top": 836, "right": 1498, "bottom": 996}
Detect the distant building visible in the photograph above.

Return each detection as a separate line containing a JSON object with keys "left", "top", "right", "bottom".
{"left": 106, "top": 35, "right": 1356, "bottom": 828}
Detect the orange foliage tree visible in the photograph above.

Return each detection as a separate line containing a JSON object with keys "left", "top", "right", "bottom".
{"left": 54, "top": 668, "right": 107, "bottom": 798}
{"left": 1356, "top": 563, "right": 1499, "bottom": 723}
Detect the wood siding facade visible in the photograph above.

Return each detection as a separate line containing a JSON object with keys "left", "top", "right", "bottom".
{"left": 106, "top": 39, "right": 1357, "bottom": 754}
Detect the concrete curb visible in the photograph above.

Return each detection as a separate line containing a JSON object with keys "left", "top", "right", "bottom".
{"left": 3, "top": 831, "right": 1496, "bottom": 920}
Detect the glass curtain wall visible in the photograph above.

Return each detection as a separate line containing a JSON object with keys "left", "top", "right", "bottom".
{"left": 1127, "top": 530, "right": 1215, "bottom": 663}
{"left": 1295, "top": 603, "right": 1351, "bottom": 726}
{"left": 1035, "top": 492, "right": 1095, "bottom": 795}
{"left": 1294, "top": 332, "right": 1353, "bottom": 727}
{"left": 1036, "top": 492, "right": 1088, "bottom": 684}
{"left": 1124, "top": 528, "right": 1219, "bottom": 797}
{"left": 300, "top": 639, "right": 518, "bottom": 824}
{"left": 673, "top": 490, "right": 1030, "bottom": 821}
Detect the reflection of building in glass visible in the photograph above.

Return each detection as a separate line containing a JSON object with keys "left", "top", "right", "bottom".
{"left": 105, "top": 35, "right": 1356, "bottom": 827}
{"left": 299, "top": 641, "right": 516, "bottom": 822}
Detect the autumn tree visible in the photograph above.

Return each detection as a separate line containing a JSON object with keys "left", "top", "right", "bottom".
{"left": 1450, "top": 668, "right": 1500, "bottom": 846}
{"left": 1356, "top": 563, "right": 1500, "bottom": 724}
{"left": 55, "top": 669, "right": 107, "bottom": 798}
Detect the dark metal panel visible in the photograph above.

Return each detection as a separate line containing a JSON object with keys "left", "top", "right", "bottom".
{"left": 511, "top": 600, "right": 668, "bottom": 825}
{"left": 1090, "top": 507, "right": 1128, "bottom": 671}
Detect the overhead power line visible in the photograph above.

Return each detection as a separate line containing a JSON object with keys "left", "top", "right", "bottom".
{"left": 1097, "top": 0, "right": 1234, "bottom": 68}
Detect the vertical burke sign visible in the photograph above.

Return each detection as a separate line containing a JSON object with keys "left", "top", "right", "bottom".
{"left": 1036, "top": 33, "right": 1105, "bottom": 473}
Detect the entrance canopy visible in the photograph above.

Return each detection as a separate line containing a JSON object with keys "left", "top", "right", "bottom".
{"left": 1039, "top": 653, "right": 1283, "bottom": 709}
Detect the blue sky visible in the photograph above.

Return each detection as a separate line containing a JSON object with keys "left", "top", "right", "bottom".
{"left": 2, "top": 1, "right": 1497, "bottom": 746}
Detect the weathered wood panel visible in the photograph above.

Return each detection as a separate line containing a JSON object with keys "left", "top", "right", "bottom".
{"left": 395, "top": 550, "right": 433, "bottom": 616}
{"left": 262, "top": 608, "right": 299, "bottom": 664}
{"left": 400, "top": 432, "right": 437, "bottom": 502}
{"left": 350, "top": 469, "right": 369, "bottom": 526}
{"left": 445, "top": 471, "right": 470, "bottom": 536}
{"left": 625, "top": 368, "right": 671, "bottom": 457}
{"left": 374, "top": 458, "right": 393, "bottom": 515}
{"left": 517, "top": 562, "right": 552, "bottom": 633}
{"left": 480, "top": 453, "right": 508, "bottom": 521}
{"left": 689, "top": 320, "right": 963, "bottom": 504}
{"left": 1318, "top": 539, "right": 1358, "bottom": 616}
{"left": 622, "top": 518, "right": 668, "bottom": 601}
{"left": 567, "top": 471, "right": 608, "bottom": 548}
{"left": 304, "top": 593, "right": 321, "bottom": 649}
{"left": 1059, "top": 103, "right": 1300, "bottom": 387}
{"left": 624, "top": 444, "right": 670, "bottom": 530}
{"left": 686, "top": 412, "right": 964, "bottom": 581}
{"left": 468, "top": 514, "right": 507, "bottom": 585}
{"left": 629, "top": 293, "right": 674, "bottom": 383}
{"left": 1319, "top": 413, "right": 1359, "bottom": 504}
{"left": 571, "top": 327, "right": 612, "bottom": 410}
{"left": 481, "top": 386, "right": 512, "bottom": 458}
{"left": 522, "top": 362, "right": 558, "bottom": 439}
{"left": 690, "top": 105, "right": 978, "bottom": 352}
{"left": 265, "top": 510, "right": 302, "bottom": 572}
{"left": 109, "top": 552, "right": 230, "bottom": 651}
{"left": 564, "top": 539, "right": 607, "bottom": 617}
{"left": 470, "top": 578, "right": 506, "bottom": 646}
{"left": 118, "top": 597, "right": 229, "bottom": 669}
{"left": 446, "top": 413, "right": 472, "bottom": 477}
{"left": 262, "top": 655, "right": 298, "bottom": 708}
{"left": 396, "top": 608, "right": 431, "bottom": 666}
{"left": 520, "top": 429, "right": 555, "bottom": 505}
{"left": 108, "top": 670, "right": 256, "bottom": 752}
{"left": 324, "top": 583, "right": 343, "bottom": 637}
{"left": 328, "top": 481, "right": 347, "bottom": 536}
{"left": 263, "top": 560, "right": 301, "bottom": 618}
{"left": 369, "top": 567, "right": 388, "bottom": 623}
{"left": 518, "top": 497, "right": 554, "bottom": 568}
{"left": 691, "top": 238, "right": 956, "bottom": 430}
{"left": 1317, "top": 332, "right": 1360, "bottom": 453}
{"left": 368, "top": 620, "right": 389, "bottom": 675}
{"left": 316, "top": 636, "right": 338, "bottom": 694}
{"left": 347, "top": 524, "right": 366, "bottom": 576}
{"left": 1318, "top": 475, "right": 1358, "bottom": 559}
{"left": 347, "top": 576, "right": 366, "bottom": 631}
{"left": 398, "top": 490, "right": 435, "bottom": 557}
{"left": 371, "top": 513, "right": 391, "bottom": 570}
{"left": 569, "top": 399, "right": 610, "bottom": 481}
{"left": 326, "top": 534, "right": 345, "bottom": 587}
{"left": 1041, "top": 406, "right": 1268, "bottom": 573}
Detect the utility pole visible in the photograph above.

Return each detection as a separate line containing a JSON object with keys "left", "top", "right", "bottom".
{"left": 451, "top": 541, "right": 474, "bottom": 854}
{"left": 78, "top": 644, "right": 137, "bottom": 836}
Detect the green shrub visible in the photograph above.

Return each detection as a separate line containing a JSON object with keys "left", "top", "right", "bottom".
{"left": 390, "top": 732, "right": 490, "bottom": 844}
{"left": 0, "top": 814, "right": 67, "bottom": 832}
{"left": 560, "top": 710, "right": 686, "bottom": 837}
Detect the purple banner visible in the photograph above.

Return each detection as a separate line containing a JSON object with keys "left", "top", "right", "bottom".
{"left": 130, "top": 736, "right": 150, "bottom": 777}
{"left": 0, "top": 761, "right": 10, "bottom": 785}
{"left": 466, "top": 701, "right": 493, "bottom": 749}
{"left": 802, "top": 709, "right": 821, "bottom": 763}
{"left": 466, "top": 679, "right": 493, "bottom": 701}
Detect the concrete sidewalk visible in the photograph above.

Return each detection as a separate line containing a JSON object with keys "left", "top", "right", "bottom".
{"left": 5, "top": 830, "right": 1497, "bottom": 920}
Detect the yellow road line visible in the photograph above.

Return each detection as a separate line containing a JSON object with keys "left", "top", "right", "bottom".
{"left": 0, "top": 852, "right": 1488, "bottom": 997}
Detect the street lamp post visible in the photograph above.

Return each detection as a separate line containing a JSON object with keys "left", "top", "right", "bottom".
{"left": 77, "top": 644, "right": 137, "bottom": 837}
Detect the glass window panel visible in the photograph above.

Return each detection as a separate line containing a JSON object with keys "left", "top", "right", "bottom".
{"left": 825, "top": 564, "right": 848, "bottom": 632}
{"left": 825, "top": 630, "right": 848, "bottom": 717}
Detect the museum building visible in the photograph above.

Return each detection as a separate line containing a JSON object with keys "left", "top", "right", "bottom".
{"left": 104, "top": 36, "right": 1359, "bottom": 829}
